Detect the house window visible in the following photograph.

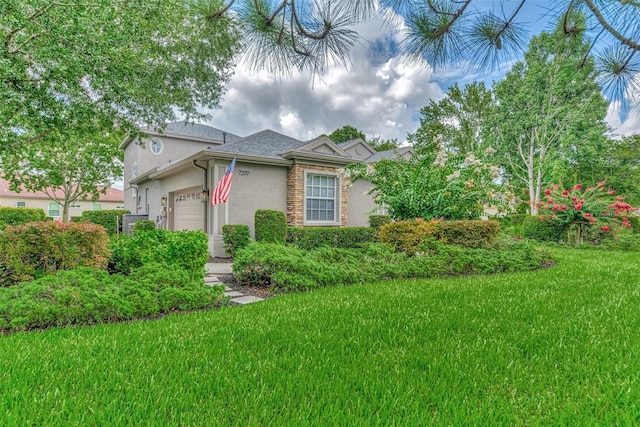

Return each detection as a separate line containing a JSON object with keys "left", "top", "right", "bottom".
{"left": 150, "top": 138, "right": 163, "bottom": 155}
{"left": 116, "top": 205, "right": 125, "bottom": 209}
{"left": 15, "top": 201, "right": 26, "bottom": 208}
{"left": 92, "top": 203, "right": 101, "bottom": 211}
{"left": 305, "top": 173, "right": 338, "bottom": 224}
{"left": 132, "top": 186, "right": 137, "bottom": 199}
{"left": 132, "top": 162, "right": 138, "bottom": 178}
{"left": 48, "top": 202, "right": 61, "bottom": 217}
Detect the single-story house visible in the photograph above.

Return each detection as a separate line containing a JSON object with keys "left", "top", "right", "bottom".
{"left": 0, "top": 178, "right": 125, "bottom": 219}
{"left": 121, "top": 122, "right": 413, "bottom": 257}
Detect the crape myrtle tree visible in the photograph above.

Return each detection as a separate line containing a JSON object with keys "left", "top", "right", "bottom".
{"left": 0, "top": 125, "right": 123, "bottom": 223}
{"left": 487, "top": 18, "right": 609, "bottom": 215}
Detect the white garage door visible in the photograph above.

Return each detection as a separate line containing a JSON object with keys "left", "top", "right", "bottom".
{"left": 173, "top": 188, "right": 204, "bottom": 231}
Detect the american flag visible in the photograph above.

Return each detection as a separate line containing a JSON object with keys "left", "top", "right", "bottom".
{"left": 211, "top": 156, "right": 236, "bottom": 205}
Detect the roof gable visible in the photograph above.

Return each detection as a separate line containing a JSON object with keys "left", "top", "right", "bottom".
{"left": 297, "top": 136, "right": 350, "bottom": 157}
{"left": 337, "top": 138, "right": 377, "bottom": 160}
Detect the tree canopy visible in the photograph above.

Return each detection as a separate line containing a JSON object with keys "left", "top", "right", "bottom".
{"left": 1, "top": 0, "right": 238, "bottom": 153}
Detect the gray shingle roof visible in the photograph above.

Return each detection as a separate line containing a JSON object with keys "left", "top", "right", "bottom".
{"left": 208, "top": 129, "right": 309, "bottom": 159}
{"left": 364, "top": 147, "right": 413, "bottom": 163}
{"left": 159, "top": 121, "right": 243, "bottom": 143}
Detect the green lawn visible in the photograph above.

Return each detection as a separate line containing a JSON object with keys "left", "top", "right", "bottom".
{"left": 1, "top": 248, "right": 639, "bottom": 425}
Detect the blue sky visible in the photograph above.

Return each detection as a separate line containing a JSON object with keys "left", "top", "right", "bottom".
{"left": 201, "top": 2, "right": 639, "bottom": 142}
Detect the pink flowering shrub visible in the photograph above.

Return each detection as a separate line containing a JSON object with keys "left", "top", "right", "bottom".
{"left": 538, "top": 180, "right": 637, "bottom": 244}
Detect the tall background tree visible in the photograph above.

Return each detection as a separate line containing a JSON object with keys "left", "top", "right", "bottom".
{"left": 488, "top": 18, "right": 609, "bottom": 215}
{"left": 0, "top": 127, "right": 123, "bottom": 222}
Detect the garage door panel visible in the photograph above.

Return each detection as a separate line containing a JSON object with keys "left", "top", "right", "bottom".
{"left": 173, "top": 189, "right": 204, "bottom": 231}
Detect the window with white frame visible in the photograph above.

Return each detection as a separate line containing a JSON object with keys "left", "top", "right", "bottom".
{"left": 150, "top": 138, "right": 163, "bottom": 155}
{"left": 305, "top": 173, "right": 339, "bottom": 223}
{"left": 48, "top": 202, "right": 61, "bottom": 217}
{"left": 15, "top": 201, "right": 26, "bottom": 208}
{"left": 132, "top": 186, "right": 137, "bottom": 199}
{"left": 92, "top": 203, "right": 101, "bottom": 211}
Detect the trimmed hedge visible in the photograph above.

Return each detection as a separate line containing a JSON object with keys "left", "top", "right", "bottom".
{"left": 0, "top": 263, "right": 225, "bottom": 332}
{"left": 286, "top": 227, "right": 376, "bottom": 250}
{"left": 377, "top": 219, "right": 441, "bottom": 255}
{"left": 0, "top": 207, "right": 46, "bottom": 229}
{"left": 133, "top": 220, "right": 156, "bottom": 233}
{"left": 369, "top": 214, "right": 392, "bottom": 230}
{"left": 0, "top": 221, "right": 110, "bottom": 286}
{"left": 108, "top": 229, "right": 209, "bottom": 278}
{"left": 78, "top": 210, "right": 131, "bottom": 236}
{"left": 522, "top": 216, "right": 568, "bottom": 242}
{"left": 232, "top": 240, "right": 551, "bottom": 292}
{"left": 437, "top": 220, "right": 500, "bottom": 249}
{"left": 255, "top": 209, "right": 287, "bottom": 243}
{"left": 378, "top": 219, "right": 500, "bottom": 253}
{"left": 222, "top": 224, "right": 251, "bottom": 257}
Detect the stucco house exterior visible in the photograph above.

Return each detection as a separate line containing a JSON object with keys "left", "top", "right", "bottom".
{"left": 121, "top": 122, "right": 413, "bottom": 257}
{"left": 0, "top": 178, "right": 125, "bottom": 219}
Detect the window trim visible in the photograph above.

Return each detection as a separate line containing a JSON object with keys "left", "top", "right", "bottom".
{"left": 303, "top": 170, "right": 340, "bottom": 226}
{"left": 92, "top": 203, "right": 102, "bottom": 211}
{"left": 48, "top": 202, "right": 61, "bottom": 218}
{"left": 15, "top": 201, "right": 26, "bottom": 208}
{"left": 150, "top": 138, "right": 163, "bottom": 155}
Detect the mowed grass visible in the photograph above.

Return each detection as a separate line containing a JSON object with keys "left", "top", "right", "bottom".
{"left": 1, "top": 248, "right": 639, "bottom": 425}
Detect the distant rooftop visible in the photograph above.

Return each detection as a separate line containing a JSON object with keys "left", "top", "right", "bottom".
{"left": 154, "top": 121, "right": 243, "bottom": 143}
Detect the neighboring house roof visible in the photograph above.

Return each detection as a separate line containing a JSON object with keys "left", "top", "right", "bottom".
{"left": 364, "top": 147, "right": 415, "bottom": 163}
{"left": 207, "top": 129, "right": 309, "bottom": 159}
{"left": 0, "top": 178, "right": 124, "bottom": 202}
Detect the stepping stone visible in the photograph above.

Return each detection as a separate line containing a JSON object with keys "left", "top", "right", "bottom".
{"left": 204, "top": 276, "right": 220, "bottom": 283}
{"left": 224, "top": 291, "right": 244, "bottom": 297}
{"left": 231, "top": 296, "right": 264, "bottom": 305}
{"left": 204, "top": 282, "right": 222, "bottom": 287}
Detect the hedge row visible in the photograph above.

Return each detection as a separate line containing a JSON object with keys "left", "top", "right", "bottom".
{"left": 378, "top": 219, "right": 500, "bottom": 254}
{"left": 232, "top": 241, "right": 551, "bottom": 292}
{"left": 0, "top": 207, "right": 46, "bottom": 229}
{"left": 222, "top": 224, "right": 251, "bottom": 257}
{"left": 286, "top": 227, "right": 376, "bottom": 250}
{"left": 108, "top": 229, "right": 209, "bottom": 277}
{"left": 0, "top": 221, "right": 110, "bottom": 286}
{"left": 73, "top": 210, "right": 131, "bottom": 236}
{"left": 255, "top": 209, "right": 287, "bottom": 243}
{"left": 0, "top": 263, "right": 225, "bottom": 332}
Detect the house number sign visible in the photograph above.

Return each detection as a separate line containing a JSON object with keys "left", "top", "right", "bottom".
{"left": 238, "top": 169, "right": 250, "bottom": 176}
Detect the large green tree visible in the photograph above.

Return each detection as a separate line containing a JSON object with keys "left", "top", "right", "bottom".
{"left": 325, "top": 125, "right": 367, "bottom": 144}
{"left": 489, "top": 19, "right": 609, "bottom": 215}
{"left": 0, "top": 127, "right": 123, "bottom": 223}
{"left": 409, "top": 82, "right": 494, "bottom": 155}
{"left": 1, "top": 0, "right": 238, "bottom": 153}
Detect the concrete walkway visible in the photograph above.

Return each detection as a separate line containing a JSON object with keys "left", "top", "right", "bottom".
{"left": 204, "top": 262, "right": 264, "bottom": 305}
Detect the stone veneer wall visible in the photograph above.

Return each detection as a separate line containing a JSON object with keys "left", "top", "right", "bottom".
{"left": 287, "top": 164, "right": 348, "bottom": 227}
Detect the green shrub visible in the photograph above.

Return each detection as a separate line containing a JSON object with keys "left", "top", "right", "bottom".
{"left": 368, "top": 214, "right": 392, "bottom": 230}
{"left": 286, "top": 227, "right": 376, "bottom": 250}
{"left": 0, "top": 222, "right": 110, "bottom": 286}
{"left": 377, "top": 219, "right": 440, "bottom": 255}
{"left": 0, "top": 264, "right": 225, "bottom": 332}
{"left": 222, "top": 224, "right": 251, "bottom": 257}
{"left": 232, "top": 240, "right": 549, "bottom": 292}
{"left": 255, "top": 209, "right": 287, "bottom": 243}
{"left": 0, "top": 207, "right": 46, "bottom": 229}
{"left": 108, "top": 229, "right": 208, "bottom": 278}
{"left": 508, "top": 214, "right": 529, "bottom": 226}
{"left": 436, "top": 220, "right": 500, "bottom": 249}
{"left": 133, "top": 220, "right": 156, "bottom": 233}
{"left": 523, "top": 215, "right": 568, "bottom": 242}
{"left": 78, "top": 210, "right": 131, "bottom": 236}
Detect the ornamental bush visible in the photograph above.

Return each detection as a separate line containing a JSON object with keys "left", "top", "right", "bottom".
{"left": 78, "top": 210, "right": 130, "bottom": 236}
{"left": 0, "top": 207, "right": 46, "bottom": 229}
{"left": 222, "top": 224, "right": 251, "bottom": 257}
{"left": 255, "top": 209, "right": 287, "bottom": 244}
{"left": 286, "top": 227, "right": 376, "bottom": 250}
{"left": 133, "top": 219, "right": 156, "bottom": 233}
{"left": 368, "top": 214, "right": 392, "bottom": 230}
{"left": 108, "top": 229, "right": 208, "bottom": 278}
{"left": 522, "top": 215, "right": 567, "bottom": 242}
{"left": 437, "top": 220, "right": 500, "bottom": 248}
{"left": 377, "top": 219, "right": 441, "bottom": 255}
{"left": 0, "top": 263, "right": 225, "bottom": 332}
{"left": 232, "top": 240, "right": 550, "bottom": 292}
{"left": 0, "top": 221, "right": 110, "bottom": 286}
